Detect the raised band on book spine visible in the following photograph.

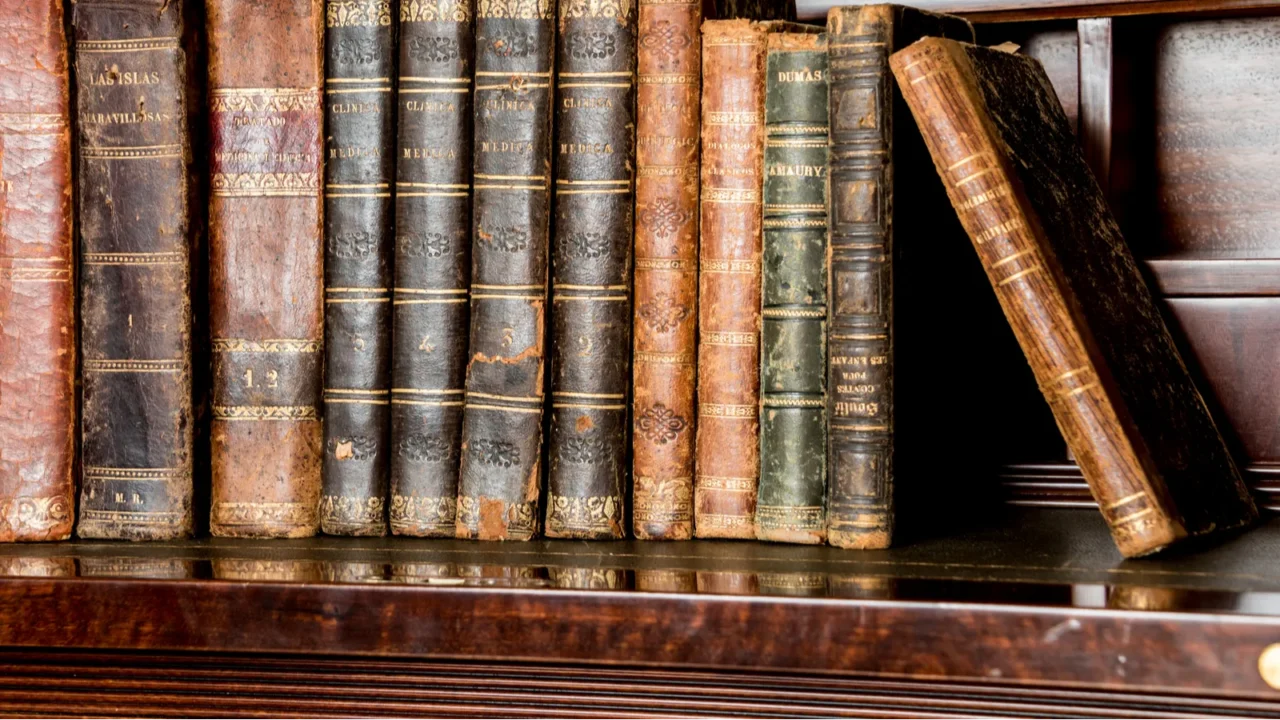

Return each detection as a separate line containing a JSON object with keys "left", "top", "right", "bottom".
{"left": 824, "top": 5, "right": 972, "bottom": 549}
{"left": 455, "top": 0, "right": 557, "bottom": 541}
{"left": 0, "top": 0, "right": 75, "bottom": 542}
{"left": 74, "top": 0, "right": 195, "bottom": 540}
{"left": 207, "top": 0, "right": 325, "bottom": 538}
{"left": 321, "top": 0, "right": 398, "bottom": 537}
{"left": 390, "top": 0, "right": 476, "bottom": 537}
{"left": 632, "top": 0, "right": 700, "bottom": 541}
{"left": 696, "top": 19, "right": 817, "bottom": 540}
{"left": 545, "top": 0, "right": 637, "bottom": 539}
{"left": 757, "top": 31, "right": 828, "bottom": 545}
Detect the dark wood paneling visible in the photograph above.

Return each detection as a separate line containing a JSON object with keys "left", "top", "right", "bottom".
{"left": 1146, "top": 17, "right": 1280, "bottom": 256}
{"left": 1079, "top": 18, "right": 1114, "bottom": 187}
{"left": 3, "top": 651, "right": 1279, "bottom": 718}
{"left": 1165, "top": 298, "right": 1280, "bottom": 462}
{"left": 5, "top": 577, "right": 1280, "bottom": 698}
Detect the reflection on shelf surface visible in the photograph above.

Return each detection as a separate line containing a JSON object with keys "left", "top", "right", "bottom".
{"left": 4, "top": 509, "right": 1280, "bottom": 615}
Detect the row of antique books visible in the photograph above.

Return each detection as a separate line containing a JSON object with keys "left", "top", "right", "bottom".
{"left": 0, "top": 0, "right": 1259, "bottom": 557}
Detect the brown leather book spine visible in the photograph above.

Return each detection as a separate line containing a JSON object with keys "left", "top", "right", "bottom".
{"left": 631, "top": 0, "right": 700, "bottom": 541}
{"left": 0, "top": 0, "right": 75, "bottom": 542}
{"left": 890, "top": 38, "right": 1255, "bottom": 557}
{"left": 694, "top": 19, "right": 765, "bottom": 539}
{"left": 73, "top": 0, "right": 195, "bottom": 541}
{"left": 207, "top": 0, "right": 325, "bottom": 538}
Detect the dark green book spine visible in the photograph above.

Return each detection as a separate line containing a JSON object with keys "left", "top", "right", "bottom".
{"left": 757, "top": 32, "right": 828, "bottom": 544}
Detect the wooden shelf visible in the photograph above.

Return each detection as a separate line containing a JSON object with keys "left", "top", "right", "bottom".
{"left": 4, "top": 509, "right": 1280, "bottom": 715}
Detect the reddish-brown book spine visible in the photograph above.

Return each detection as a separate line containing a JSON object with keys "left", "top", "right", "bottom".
{"left": 695, "top": 19, "right": 816, "bottom": 539}
{"left": 207, "top": 0, "right": 325, "bottom": 538}
{"left": 632, "top": 0, "right": 701, "bottom": 541}
{"left": 0, "top": 0, "right": 75, "bottom": 542}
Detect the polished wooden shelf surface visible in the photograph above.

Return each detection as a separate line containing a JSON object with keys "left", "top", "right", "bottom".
{"left": 4, "top": 510, "right": 1280, "bottom": 716}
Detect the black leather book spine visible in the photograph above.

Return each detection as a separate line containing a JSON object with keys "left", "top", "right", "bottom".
{"left": 544, "top": 0, "right": 636, "bottom": 539}
{"left": 321, "top": 0, "right": 397, "bottom": 536}
{"left": 455, "top": 0, "right": 556, "bottom": 540}
{"left": 389, "top": 0, "right": 475, "bottom": 536}
{"left": 757, "top": 31, "right": 827, "bottom": 545}
{"left": 74, "top": 0, "right": 194, "bottom": 540}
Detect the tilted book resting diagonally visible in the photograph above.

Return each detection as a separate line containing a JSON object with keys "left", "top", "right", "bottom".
{"left": 891, "top": 38, "right": 1257, "bottom": 558}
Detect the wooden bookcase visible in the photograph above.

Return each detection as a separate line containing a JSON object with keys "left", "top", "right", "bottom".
{"left": 6, "top": 0, "right": 1280, "bottom": 716}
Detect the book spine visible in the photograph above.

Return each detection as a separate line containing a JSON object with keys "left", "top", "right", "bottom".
{"left": 455, "top": 0, "right": 556, "bottom": 541}
{"left": 824, "top": 6, "right": 894, "bottom": 549}
{"left": 321, "top": 0, "right": 397, "bottom": 537}
{"left": 73, "top": 0, "right": 194, "bottom": 540}
{"left": 207, "top": 0, "right": 325, "bottom": 538}
{"left": 757, "top": 31, "right": 827, "bottom": 545}
{"left": 545, "top": 0, "right": 636, "bottom": 539}
{"left": 890, "top": 39, "right": 1186, "bottom": 557}
{"left": 0, "top": 0, "right": 75, "bottom": 542}
{"left": 695, "top": 19, "right": 766, "bottom": 539}
{"left": 389, "top": 0, "right": 475, "bottom": 537}
{"left": 631, "top": 0, "right": 700, "bottom": 541}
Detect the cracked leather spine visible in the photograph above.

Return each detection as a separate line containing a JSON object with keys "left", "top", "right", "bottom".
{"left": 389, "top": 0, "right": 475, "bottom": 537}
{"left": 892, "top": 37, "right": 1257, "bottom": 558}
{"left": 695, "top": 20, "right": 815, "bottom": 540}
{"left": 631, "top": 0, "right": 699, "bottom": 541}
{"left": 207, "top": 0, "right": 325, "bottom": 538}
{"left": 321, "top": 0, "right": 397, "bottom": 537}
{"left": 0, "top": 0, "right": 75, "bottom": 542}
{"left": 545, "top": 0, "right": 636, "bottom": 540}
{"left": 455, "top": 0, "right": 556, "bottom": 541}
{"left": 757, "top": 31, "right": 827, "bottom": 545}
{"left": 73, "top": 0, "right": 195, "bottom": 540}
{"left": 825, "top": 5, "right": 971, "bottom": 549}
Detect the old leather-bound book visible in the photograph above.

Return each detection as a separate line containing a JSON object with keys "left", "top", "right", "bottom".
{"left": 73, "top": 0, "right": 195, "bottom": 541}
{"left": 825, "top": 5, "right": 971, "bottom": 550}
{"left": 696, "top": 19, "right": 816, "bottom": 540}
{"left": 757, "top": 31, "right": 827, "bottom": 545}
{"left": 631, "top": 0, "right": 699, "bottom": 541}
{"left": 455, "top": 0, "right": 555, "bottom": 541}
{"left": 207, "top": 0, "right": 325, "bottom": 538}
{"left": 545, "top": 0, "right": 636, "bottom": 539}
{"left": 891, "top": 38, "right": 1258, "bottom": 558}
{"left": 389, "top": 0, "right": 475, "bottom": 537}
{"left": 321, "top": 0, "right": 397, "bottom": 537}
{"left": 0, "top": 0, "right": 75, "bottom": 542}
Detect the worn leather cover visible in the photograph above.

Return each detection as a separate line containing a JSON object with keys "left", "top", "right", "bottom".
{"left": 695, "top": 19, "right": 815, "bottom": 540}
{"left": 321, "top": 0, "right": 396, "bottom": 537}
{"left": 455, "top": 0, "right": 556, "bottom": 541}
{"left": 73, "top": 0, "right": 195, "bottom": 541}
{"left": 631, "top": 0, "right": 699, "bottom": 541}
{"left": 0, "top": 0, "right": 75, "bottom": 542}
{"left": 390, "top": 0, "right": 475, "bottom": 537}
{"left": 207, "top": 0, "right": 325, "bottom": 538}
{"left": 545, "top": 0, "right": 636, "bottom": 539}
{"left": 825, "top": 5, "right": 971, "bottom": 550}
{"left": 891, "top": 38, "right": 1258, "bottom": 557}
{"left": 757, "top": 31, "right": 826, "bottom": 545}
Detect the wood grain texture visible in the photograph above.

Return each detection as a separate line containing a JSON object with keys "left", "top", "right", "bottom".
{"left": 4, "top": 650, "right": 1280, "bottom": 718}
{"left": 5, "top": 573, "right": 1280, "bottom": 704}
